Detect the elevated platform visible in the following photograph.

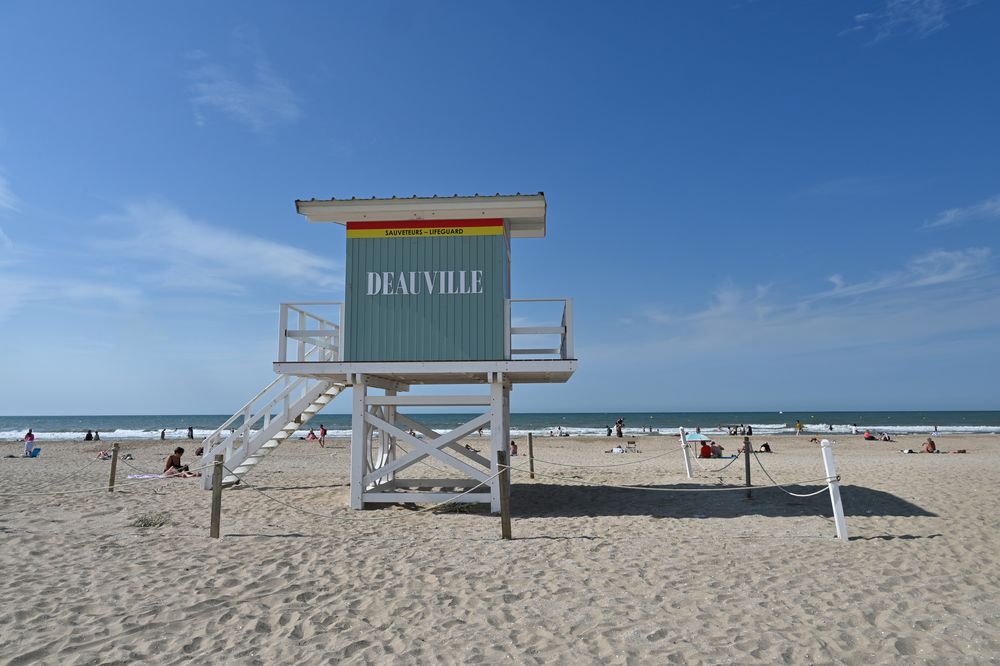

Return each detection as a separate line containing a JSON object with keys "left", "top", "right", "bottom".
{"left": 273, "top": 359, "right": 577, "bottom": 385}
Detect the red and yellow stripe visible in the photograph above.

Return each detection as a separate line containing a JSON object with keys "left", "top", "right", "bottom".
{"left": 346, "top": 218, "right": 504, "bottom": 239}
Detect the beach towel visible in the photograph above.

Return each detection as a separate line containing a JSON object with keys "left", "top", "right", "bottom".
{"left": 126, "top": 474, "right": 164, "bottom": 479}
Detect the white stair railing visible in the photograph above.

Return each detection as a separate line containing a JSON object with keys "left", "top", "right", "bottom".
{"left": 201, "top": 324, "right": 339, "bottom": 489}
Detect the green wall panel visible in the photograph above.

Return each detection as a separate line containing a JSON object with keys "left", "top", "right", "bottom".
{"left": 344, "top": 234, "right": 509, "bottom": 361}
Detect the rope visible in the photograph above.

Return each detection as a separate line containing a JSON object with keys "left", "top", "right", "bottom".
{"left": 751, "top": 451, "right": 836, "bottom": 498}
{"left": 526, "top": 448, "right": 677, "bottom": 469}
{"left": 0, "top": 463, "right": 213, "bottom": 497}
{"left": 509, "top": 465, "right": 786, "bottom": 492}
{"left": 690, "top": 452, "right": 742, "bottom": 473}
{"left": 221, "top": 462, "right": 507, "bottom": 521}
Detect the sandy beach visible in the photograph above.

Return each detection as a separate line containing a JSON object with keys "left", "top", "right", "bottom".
{"left": 1, "top": 433, "right": 998, "bottom": 664}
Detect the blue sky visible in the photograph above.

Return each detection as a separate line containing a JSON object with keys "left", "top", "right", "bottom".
{"left": 1, "top": 1, "right": 998, "bottom": 414}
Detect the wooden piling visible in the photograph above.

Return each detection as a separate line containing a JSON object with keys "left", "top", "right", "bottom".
{"left": 743, "top": 436, "right": 752, "bottom": 499}
{"left": 497, "top": 450, "right": 512, "bottom": 540}
{"left": 210, "top": 454, "right": 223, "bottom": 539}
{"left": 527, "top": 432, "right": 535, "bottom": 480}
{"left": 107, "top": 441, "right": 120, "bottom": 492}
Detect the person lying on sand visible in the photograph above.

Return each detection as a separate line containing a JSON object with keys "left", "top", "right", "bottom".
{"left": 163, "top": 447, "right": 201, "bottom": 477}
{"left": 606, "top": 445, "right": 625, "bottom": 454}
{"left": 758, "top": 442, "right": 772, "bottom": 453}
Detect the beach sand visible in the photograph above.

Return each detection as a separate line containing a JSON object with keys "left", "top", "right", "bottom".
{"left": 1, "top": 433, "right": 998, "bottom": 664}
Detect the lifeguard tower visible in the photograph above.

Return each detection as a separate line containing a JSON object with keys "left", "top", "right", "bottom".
{"left": 201, "top": 193, "right": 575, "bottom": 511}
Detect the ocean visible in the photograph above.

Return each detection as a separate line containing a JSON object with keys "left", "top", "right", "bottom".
{"left": 1, "top": 411, "right": 998, "bottom": 442}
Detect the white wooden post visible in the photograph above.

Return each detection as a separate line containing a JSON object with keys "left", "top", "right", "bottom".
{"left": 278, "top": 303, "right": 289, "bottom": 363}
{"left": 297, "top": 309, "right": 306, "bottom": 361}
{"left": 819, "top": 439, "right": 848, "bottom": 542}
{"left": 679, "top": 427, "right": 693, "bottom": 479}
{"left": 351, "top": 377, "right": 367, "bottom": 509}
{"left": 562, "top": 298, "right": 574, "bottom": 359}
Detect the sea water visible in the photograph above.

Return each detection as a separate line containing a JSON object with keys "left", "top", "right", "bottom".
{"left": 1, "top": 411, "right": 998, "bottom": 442}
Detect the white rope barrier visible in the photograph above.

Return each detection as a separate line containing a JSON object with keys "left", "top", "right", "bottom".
{"left": 0, "top": 463, "right": 214, "bottom": 497}
{"left": 751, "top": 451, "right": 836, "bottom": 498}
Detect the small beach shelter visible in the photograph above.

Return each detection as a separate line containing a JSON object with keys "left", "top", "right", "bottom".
{"left": 684, "top": 432, "right": 712, "bottom": 443}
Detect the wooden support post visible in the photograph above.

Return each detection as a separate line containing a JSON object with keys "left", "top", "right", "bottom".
{"left": 527, "top": 432, "right": 535, "bottom": 480}
{"left": 744, "top": 436, "right": 752, "bottom": 499}
{"left": 820, "top": 439, "right": 848, "bottom": 543}
{"left": 107, "top": 441, "right": 120, "bottom": 492}
{"left": 497, "top": 450, "right": 512, "bottom": 540}
{"left": 210, "top": 454, "right": 223, "bottom": 539}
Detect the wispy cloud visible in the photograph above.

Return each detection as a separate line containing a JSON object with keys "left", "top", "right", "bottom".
{"left": 100, "top": 201, "right": 341, "bottom": 294}
{"left": 818, "top": 247, "right": 991, "bottom": 298}
{"left": 841, "top": 0, "right": 979, "bottom": 40}
{"left": 187, "top": 31, "right": 301, "bottom": 132}
{"left": 924, "top": 193, "right": 1000, "bottom": 229}
{"left": 618, "top": 247, "right": 998, "bottom": 364}
{"left": 0, "top": 171, "right": 18, "bottom": 213}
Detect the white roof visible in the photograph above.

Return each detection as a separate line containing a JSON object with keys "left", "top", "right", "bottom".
{"left": 295, "top": 193, "right": 547, "bottom": 238}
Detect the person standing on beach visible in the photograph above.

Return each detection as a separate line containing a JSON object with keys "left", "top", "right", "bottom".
{"left": 160, "top": 429, "right": 166, "bottom": 440}
{"left": 187, "top": 426, "right": 194, "bottom": 440}
{"left": 94, "top": 430, "right": 101, "bottom": 441}
{"left": 794, "top": 420, "right": 803, "bottom": 436}
{"left": 23, "top": 429, "right": 35, "bottom": 456}
{"left": 319, "top": 424, "right": 327, "bottom": 448}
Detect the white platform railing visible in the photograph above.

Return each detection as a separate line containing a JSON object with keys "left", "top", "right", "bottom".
{"left": 275, "top": 297, "right": 574, "bottom": 363}
{"left": 278, "top": 301, "right": 344, "bottom": 363}
{"left": 505, "top": 297, "right": 574, "bottom": 360}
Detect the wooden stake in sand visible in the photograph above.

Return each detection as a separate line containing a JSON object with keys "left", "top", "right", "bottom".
{"left": 107, "top": 441, "right": 120, "bottom": 493}
{"left": 527, "top": 432, "right": 535, "bottom": 480}
{"left": 210, "top": 454, "right": 223, "bottom": 539}
{"left": 497, "top": 450, "right": 512, "bottom": 540}
{"left": 744, "top": 437, "right": 752, "bottom": 499}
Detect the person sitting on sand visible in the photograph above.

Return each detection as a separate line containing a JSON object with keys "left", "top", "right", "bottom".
{"left": 163, "top": 447, "right": 201, "bottom": 477}
{"left": 510, "top": 440, "right": 518, "bottom": 456}
{"left": 709, "top": 441, "right": 724, "bottom": 458}
{"left": 96, "top": 450, "right": 112, "bottom": 460}
{"left": 759, "top": 442, "right": 772, "bottom": 453}
{"left": 306, "top": 428, "right": 318, "bottom": 441}
{"left": 863, "top": 430, "right": 876, "bottom": 441}
{"left": 924, "top": 438, "right": 937, "bottom": 454}
{"left": 84, "top": 430, "right": 94, "bottom": 441}
{"left": 698, "top": 442, "right": 712, "bottom": 459}
{"left": 879, "top": 432, "right": 892, "bottom": 442}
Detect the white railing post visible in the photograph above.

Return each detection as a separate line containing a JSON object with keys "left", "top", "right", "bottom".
{"left": 820, "top": 439, "right": 848, "bottom": 542}
{"left": 679, "top": 427, "right": 693, "bottom": 479}
{"left": 297, "top": 309, "right": 306, "bottom": 362}
{"left": 339, "top": 302, "right": 346, "bottom": 361}
{"left": 278, "top": 303, "right": 289, "bottom": 363}
{"left": 504, "top": 299, "right": 511, "bottom": 360}
{"left": 562, "top": 298, "right": 574, "bottom": 359}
